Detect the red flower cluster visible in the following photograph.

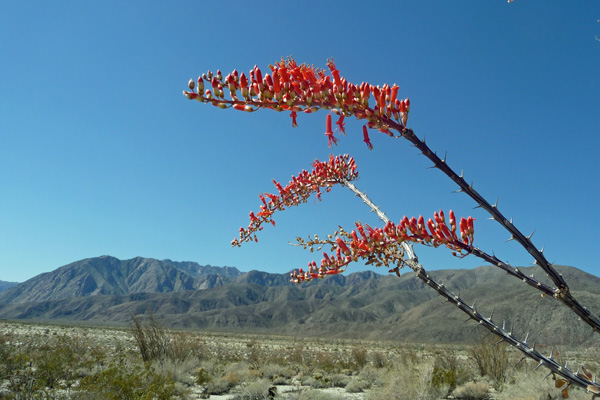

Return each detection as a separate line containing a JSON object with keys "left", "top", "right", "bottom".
{"left": 232, "top": 154, "right": 359, "bottom": 247}
{"left": 291, "top": 210, "right": 475, "bottom": 283}
{"left": 183, "top": 57, "right": 410, "bottom": 149}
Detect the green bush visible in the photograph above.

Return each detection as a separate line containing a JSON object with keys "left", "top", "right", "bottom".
{"left": 78, "top": 363, "right": 182, "bottom": 400}
{"left": 431, "top": 351, "right": 471, "bottom": 395}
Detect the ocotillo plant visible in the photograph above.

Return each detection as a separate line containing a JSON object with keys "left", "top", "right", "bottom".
{"left": 184, "top": 57, "right": 600, "bottom": 397}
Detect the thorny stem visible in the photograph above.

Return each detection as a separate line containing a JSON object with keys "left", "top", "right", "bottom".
{"left": 341, "top": 179, "right": 417, "bottom": 262}
{"left": 378, "top": 120, "right": 600, "bottom": 335}
{"left": 343, "top": 178, "right": 600, "bottom": 395}
{"left": 394, "top": 125, "right": 567, "bottom": 290}
{"left": 470, "top": 247, "right": 600, "bottom": 335}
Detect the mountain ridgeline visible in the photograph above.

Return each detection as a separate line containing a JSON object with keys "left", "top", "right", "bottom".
{"left": 0, "top": 280, "right": 18, "bottom": 293}
{"left": 1, "top": 256, "right": 600, "bottom": 346}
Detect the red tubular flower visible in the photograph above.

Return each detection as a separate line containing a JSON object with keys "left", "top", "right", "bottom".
{"left": 336, "top": 237, "right": 351, "bottom": 255}
{"left": 272, "top": 69, "right": 281, "bottom": 94}
{"left": 459, "top": 218, "right": 468, "bottom": 242}
{"left": 336, "top": 114, "right": 346, "bottom": 134}
{"left": 440, "top": 222, "right": 452, "bottom": 239}
{"left": 254, "top": 65, "right": 262, "bottom": 83}
{"left": 290, "top": 208, "right": 475, "bottom": 283}
{"left": 362, "top": 125, "right": 373, "bottom": 150}
{"left": 290, "top": 111, "right": 298, "bottom": 127}
{"left": 232, "top": 155, "right": 359, "bottom": 247}
{"left": 427, "top": 219, "right": 437, "bottom": 236}
{"left": 186, "top": 57, "right": 411, "bottom": 147}
{"left": 325, "top": 113, "right": 338, "bottom": 147}
{"left": 467, "top": 216, "right": 475, "bottom": 240}
{"left": 390, "top": 85, "right": 399, "bottom": 106}
{"left": 357, "top": 241, "right": 370, "bottom": 252}
{"left": 265, "top": 73, "right": 274, "bottom": 88}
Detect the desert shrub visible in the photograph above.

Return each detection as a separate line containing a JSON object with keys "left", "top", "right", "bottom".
{"left": 303, "top": 373, "right": 331, "bottom": 389}
{"left": 232, "top": 379, "right": 276, "bottom": 400}
{"left": 313, "top": 351, "right": 339, "bottom": 373}
{"left": 356, "top": 364, "right": 387, "bottom": 391}
{"left": 371, "top": 351, "right": 387, "bottom": 368}
{"left": 168, "top": 331, "right": 197, "bottom": 362}
{"left": 345, "top": 377, "right": 370, "bottom": 393}
{"left": 245, "top": 339, "right": 266, "bottom": 368}
{"left": 260, "top": 363, "right": 294, "bottom": 381}
{"left": 470, "top": 335, "right": 511, "bottom": 388}
{"left": 493, "top": 369, "right": 590, "bottom": 400}
{"left": 273, "top": 375, "right": 289, "bottom": 385}
{"left": 365, "top": 359, "right": 437, "bottom": 400}
{"left": 205, "top": 377, "right": 234, "bottom": 395}
{"left": 78, "top": 362, "right": 181, "bottom": 400}
{"left": 328, "top": 373, "right": 351, "bottom": 388}
{"left": 350, "top": 346, "right": 368, "bottom": 369}
{"left": 431, "top": 351, "right": 472, "bottom": 395}
{"left": 152, "top": 357, "right": 199, "bottom": 386}
{"left": 0, "top": 335, "right": 26, "bottom": 380}
{"left": 197, "top": 360, "right": 253, "bottom": 396}
{"left": 195, "top": 359, "right": 226, "bottom": 386}
{"left": 24, "top": 334, "right": 92, "bottom": 389}
{"left": 130, "top": 314, "right": 195, "bottom": 363}
{"left": 453, "top": 381, "right": 489, "bottom": 400}
{"left": 196, "top": 367, "right": 213, "bottom": 386}
{"left": 287, "top": 341, "right": 306, "bottom": 365}
{"left": 0, "top": 334, "right": 10, "bottom": 364}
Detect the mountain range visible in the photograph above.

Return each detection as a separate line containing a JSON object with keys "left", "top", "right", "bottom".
{"left": 1, "top": 256, "right": 599, "bottom": 346}
{"left": 0, "top": 280, "right": 18, "bottom": 293}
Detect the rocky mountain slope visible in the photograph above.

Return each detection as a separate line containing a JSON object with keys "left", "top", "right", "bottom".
{"left": 0, "top": 256, "right": 241, "bottom": 304}
{"left": 1, "top": 257, "right": 599, "bottom": 346}
{"left": 0, "top": 280, "right": 18, "bottom": 293}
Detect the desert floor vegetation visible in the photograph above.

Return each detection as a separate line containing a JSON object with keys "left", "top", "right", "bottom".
{"left": 0, "top": 319, "right": 598, "bottom": 399}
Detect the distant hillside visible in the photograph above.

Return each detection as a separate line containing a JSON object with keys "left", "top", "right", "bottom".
{"left": 0, "top": 256, "right": 241, "bottom": 304}
{"left": 1, "top": 257, "right": 599, "bottom": 346}
{"left": 0, "top": 280, "right": 18, "bottom": 293}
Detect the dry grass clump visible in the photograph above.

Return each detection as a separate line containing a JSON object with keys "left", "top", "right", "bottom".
{"left": 493, "top": 369, "right": 591, "bottom": 400}
{"left": 260, "top": 362, "right": 295, "bottom": 384}
{"left": 130, "top": 314, "right": 197, "bottom": 363}
{"left": 231, "top": 378, "right": 276, "bottom": 400}
{"left": 470, "top": 334, "right": 512, "bottom": 389}
{"left": 288, "top": 389, "right": 348, "bottom": 400}
{"left": 431, "top": 350, "right": 472, "bottom": 397}
{"left": 345, "top": 376, "right": 370, "bottom": 393}
{"left": 365, "top": 352, "right": 439, "bottom": 400}
{"left": 453, "top": 381, "right": 489, "bottom": 399}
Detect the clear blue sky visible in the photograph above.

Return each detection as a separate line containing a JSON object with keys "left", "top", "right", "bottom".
{"left": 1, "top": 1, "right": 598, "bottom": 283}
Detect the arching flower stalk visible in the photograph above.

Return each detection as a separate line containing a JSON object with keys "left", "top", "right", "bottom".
{"left": 291, "top": 210, "right": 475, "bottom": 283}
{"left": 185, "top": 56, "right": 600, "bottom": 397}
{"left": 232, "top": 154, "right": 358, "bottom": 247}
{"left": 183, "top": 57, "right": 410, "bottom": 149}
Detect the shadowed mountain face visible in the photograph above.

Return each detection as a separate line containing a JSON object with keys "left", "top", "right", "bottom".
{"left": 1, "top": 257, "right": 599, "bottom": 346}
{"left": 0, "top": 281, "right": 18, "bottom": 293}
